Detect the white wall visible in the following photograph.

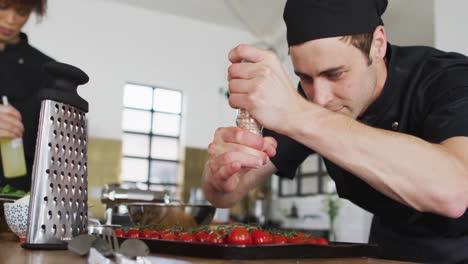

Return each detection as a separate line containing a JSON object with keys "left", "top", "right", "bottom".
{"left": 24, "top": 0, "right": 258, "bottom": 148}
{"left": 434, "top": 0, "right": 468, "bottom": 55}
{"left": 382, "top": 0, "right": 434, "bottom": 46}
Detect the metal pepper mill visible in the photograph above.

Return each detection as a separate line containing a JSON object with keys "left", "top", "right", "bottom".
{"left": 23, "top": 62, "right": 89, "bottom": 249}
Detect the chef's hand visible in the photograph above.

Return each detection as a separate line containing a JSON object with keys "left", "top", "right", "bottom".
{"left": 228, "top": 44, "right": 309, "bottom": 134}
{"left": 203, "top": 127, "right": 276, "bottom": 196}
{"left": 0, "top": 105, "right": 23, "bottom": 139}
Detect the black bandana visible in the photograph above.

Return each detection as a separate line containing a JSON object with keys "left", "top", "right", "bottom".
{"left": 283, "top": 0, "right": 388, "bottom": 46}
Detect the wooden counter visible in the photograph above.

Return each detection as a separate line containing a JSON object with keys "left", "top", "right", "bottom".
{"left": 0, "top": 233, "right": 413, "bottom": 264}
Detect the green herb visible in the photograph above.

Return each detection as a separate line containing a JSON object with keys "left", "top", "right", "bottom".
{"left": 0, "top": 184, "right": 28, "bottom": 197}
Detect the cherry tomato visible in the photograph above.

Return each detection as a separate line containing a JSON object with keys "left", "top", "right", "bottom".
{"left": 251, "top": 230, "right": 273, "bottom": 245}
{"left": 195, "top": 231, "right": 209, "bottom": 243}
{"left": 306, "top": 237, "right": 317, "bottom": 244}
{"left": 288, "top": 235, "right": 306, "bottom": 244}
{"left": 114, "top": 228, "right": 125, "bottom": 237}
{"left": 126, "top": 229, "right": 140, "bottom": 238}
{"left": 226, "top": 226, "right": 252, "bottom": 245}
{"left": 272, "top": 234, "right": 288, "bottom": 244}
{"left": 207, "top": 231, "right": 225, "bottom": 244}
{"left": 140, "top": 229, "right": 154, "bottom": 239}
{"left": 178, "top": 232, "right": 196, "bottom": 242}
{"left": 150, "top": 231, "right": 161, "bottom": 239}
{"left": 315, "top": 237, "right": 329, "bottom": 245}
{"left": 162, "top": 232, "right": 177, "bottom": 240}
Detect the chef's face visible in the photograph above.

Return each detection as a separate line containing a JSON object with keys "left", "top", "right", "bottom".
{"left": 0, "top": 2, "right": 32, "bottom": 44}
{"left": 290, "top": 27, "right": 387, "bottom": 119}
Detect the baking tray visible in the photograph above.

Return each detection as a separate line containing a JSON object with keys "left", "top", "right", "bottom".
{"left": 118, "top": 237, "right": 378, "bottom": 259}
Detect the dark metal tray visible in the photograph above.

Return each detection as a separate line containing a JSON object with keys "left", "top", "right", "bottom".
{"left": 118, "top": 238, "right": 378, "bottom": 259}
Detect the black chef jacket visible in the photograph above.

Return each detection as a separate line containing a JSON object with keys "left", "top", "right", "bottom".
{"left": 0, "top": 33, "right": 54, "bottom": 191}
{"left": 264, "top": 43, "right": 468, "bottom": 263}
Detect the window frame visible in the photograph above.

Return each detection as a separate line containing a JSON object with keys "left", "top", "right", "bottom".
{"left": 278, "top": 153, "right": 334, "bottom": 197}
{"left": 121, "top": 82, "right": 183, "bottom": 191}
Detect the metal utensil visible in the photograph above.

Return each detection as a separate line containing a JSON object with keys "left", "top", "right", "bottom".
{"left": 24, "top": 62, "right": 90, "bottom": 249}
{"left": 67, "top": 234, "right": 97, "bottom": 256}
{"left": 119, "top": 239, "right": 150, "bottom": 259}
{"left": 126, "top": 203, "right": 215, "bottom": 229}
{"left": 98, "top": 225, "right": 120, "bottom": 255}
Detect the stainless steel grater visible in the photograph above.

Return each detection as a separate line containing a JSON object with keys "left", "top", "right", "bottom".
{"left": 24, "top": 62, "right": 90, "bottom": 249}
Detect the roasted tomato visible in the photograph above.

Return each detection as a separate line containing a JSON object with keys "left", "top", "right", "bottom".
{"left": 226, "top": 226, "right": 252, "bottom": 245}
{"left": 251, "top": 230, "right": 273, "bottom": 245}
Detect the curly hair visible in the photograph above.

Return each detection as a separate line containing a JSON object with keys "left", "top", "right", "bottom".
{"left": 1, "top": 0, "right": 47, "bottom": 16}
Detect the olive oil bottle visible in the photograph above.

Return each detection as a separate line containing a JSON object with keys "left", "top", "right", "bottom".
{"left": 0, "top": 96, "right": 27, "bottom": 178}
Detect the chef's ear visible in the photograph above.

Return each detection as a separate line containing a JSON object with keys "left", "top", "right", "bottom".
{"left": 370, "top": 25, "right": 387, "bottom": 63}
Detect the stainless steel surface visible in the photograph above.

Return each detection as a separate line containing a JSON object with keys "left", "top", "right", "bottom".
{"left": 126, "top": 203, "right": 215, "bottom": 229}
{"left": 27, "top": 100, "right": 88, "bottom": 245}
{"left": 101, "top": 184, "right": 170, "bottom": 226}
{"left": 67, "top": 234, "right": 97, "bottom": 256}
{"left": 87, "top": 224, "right": 121, "bottom": 236}
{"left": 101, "top": 184, "right": 170, "bottom": 205}
{"left": 94, "top": 226, "right": 119, "bottom": 257}
{"left": 87, "top": 225, "right": 149, "bottom": 260}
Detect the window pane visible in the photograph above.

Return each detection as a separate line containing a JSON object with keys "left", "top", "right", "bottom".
{"left": 122, "top": 109, "right": 151, "bottom": 133}
{"left": 152, "top": 113, "right": 180, "bottom": 136}
{"left": 301, "top": 176, "right": 319, "bottom": 194}
{"left": 280, "top": 177, "right": 298, "bottom": 196}
{"left": 301, "top": 154, "right": 319, "bottom": 173}
{"left": 121, "top": 158, "right": 148, "bottom": 182}
{"left": 322, "top": 175, "right": 336, "bottom": 193}
{"left": 151, "top": 136, "right": 179, "bottom": 160}
{"left": 153, "top": 88, "right": 182, "bottom": 114}
{"left": 149, "top": 185, "right": 178, "bottom": 199}
{"left": 122, "top": 133, "right": 150, "bottom": 157}
{"left": 150, "top": 160, "right": 178, "bottom": 184}
{"left": 124, "top": 84, "right": 153, "bottom": 110}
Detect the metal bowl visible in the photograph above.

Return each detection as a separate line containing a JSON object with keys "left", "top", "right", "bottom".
{"left": 126, "top": 203, "right": 216, "bottom": 229}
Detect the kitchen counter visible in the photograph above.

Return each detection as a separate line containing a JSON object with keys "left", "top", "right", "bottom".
{"left": 0, "top": 233, "right": 413, "bottom": 264}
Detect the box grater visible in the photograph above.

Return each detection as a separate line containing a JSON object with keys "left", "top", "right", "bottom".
{"left": 23, "top": 62, "right": 90, "bottom": 249}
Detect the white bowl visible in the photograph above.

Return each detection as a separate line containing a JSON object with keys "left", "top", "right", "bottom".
{"left": 3, "top": 199, "right": 29, "bottom": 241}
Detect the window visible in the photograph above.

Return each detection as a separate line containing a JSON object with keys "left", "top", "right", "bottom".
{"left": 121, "top": 83, "right": 183, "bottom": 194}
{"left": 278, "top": 153, "right": 336, "bottom": 197}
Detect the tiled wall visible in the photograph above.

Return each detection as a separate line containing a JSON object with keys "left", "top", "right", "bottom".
{"left": 86, "top": 137, "right": 122, "bottom": 221}
{"left": 182, "top": 147, "right": 208, "bottom": 203}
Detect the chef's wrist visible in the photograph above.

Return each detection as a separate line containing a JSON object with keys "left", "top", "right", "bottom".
{"left": 281, "top": 100, "right": 327, "bottom": 143}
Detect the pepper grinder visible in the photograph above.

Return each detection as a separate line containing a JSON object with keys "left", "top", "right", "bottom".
{"left": 236, "top": 109, "right": 262, "bottom": 135}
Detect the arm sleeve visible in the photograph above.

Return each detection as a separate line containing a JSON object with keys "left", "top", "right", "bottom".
{"left": 422, "top": 68, "right": 468, "bottom": 143}
{"left": 262, "top": 83, "right": 314, "bottom": 178}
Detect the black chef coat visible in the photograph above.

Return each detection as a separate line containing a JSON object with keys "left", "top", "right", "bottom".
{"left": 264, "top": 43, "right": 468, "bottom": 263}
{"left": 0, "top": 33, "right": 54, "bottom": 191}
